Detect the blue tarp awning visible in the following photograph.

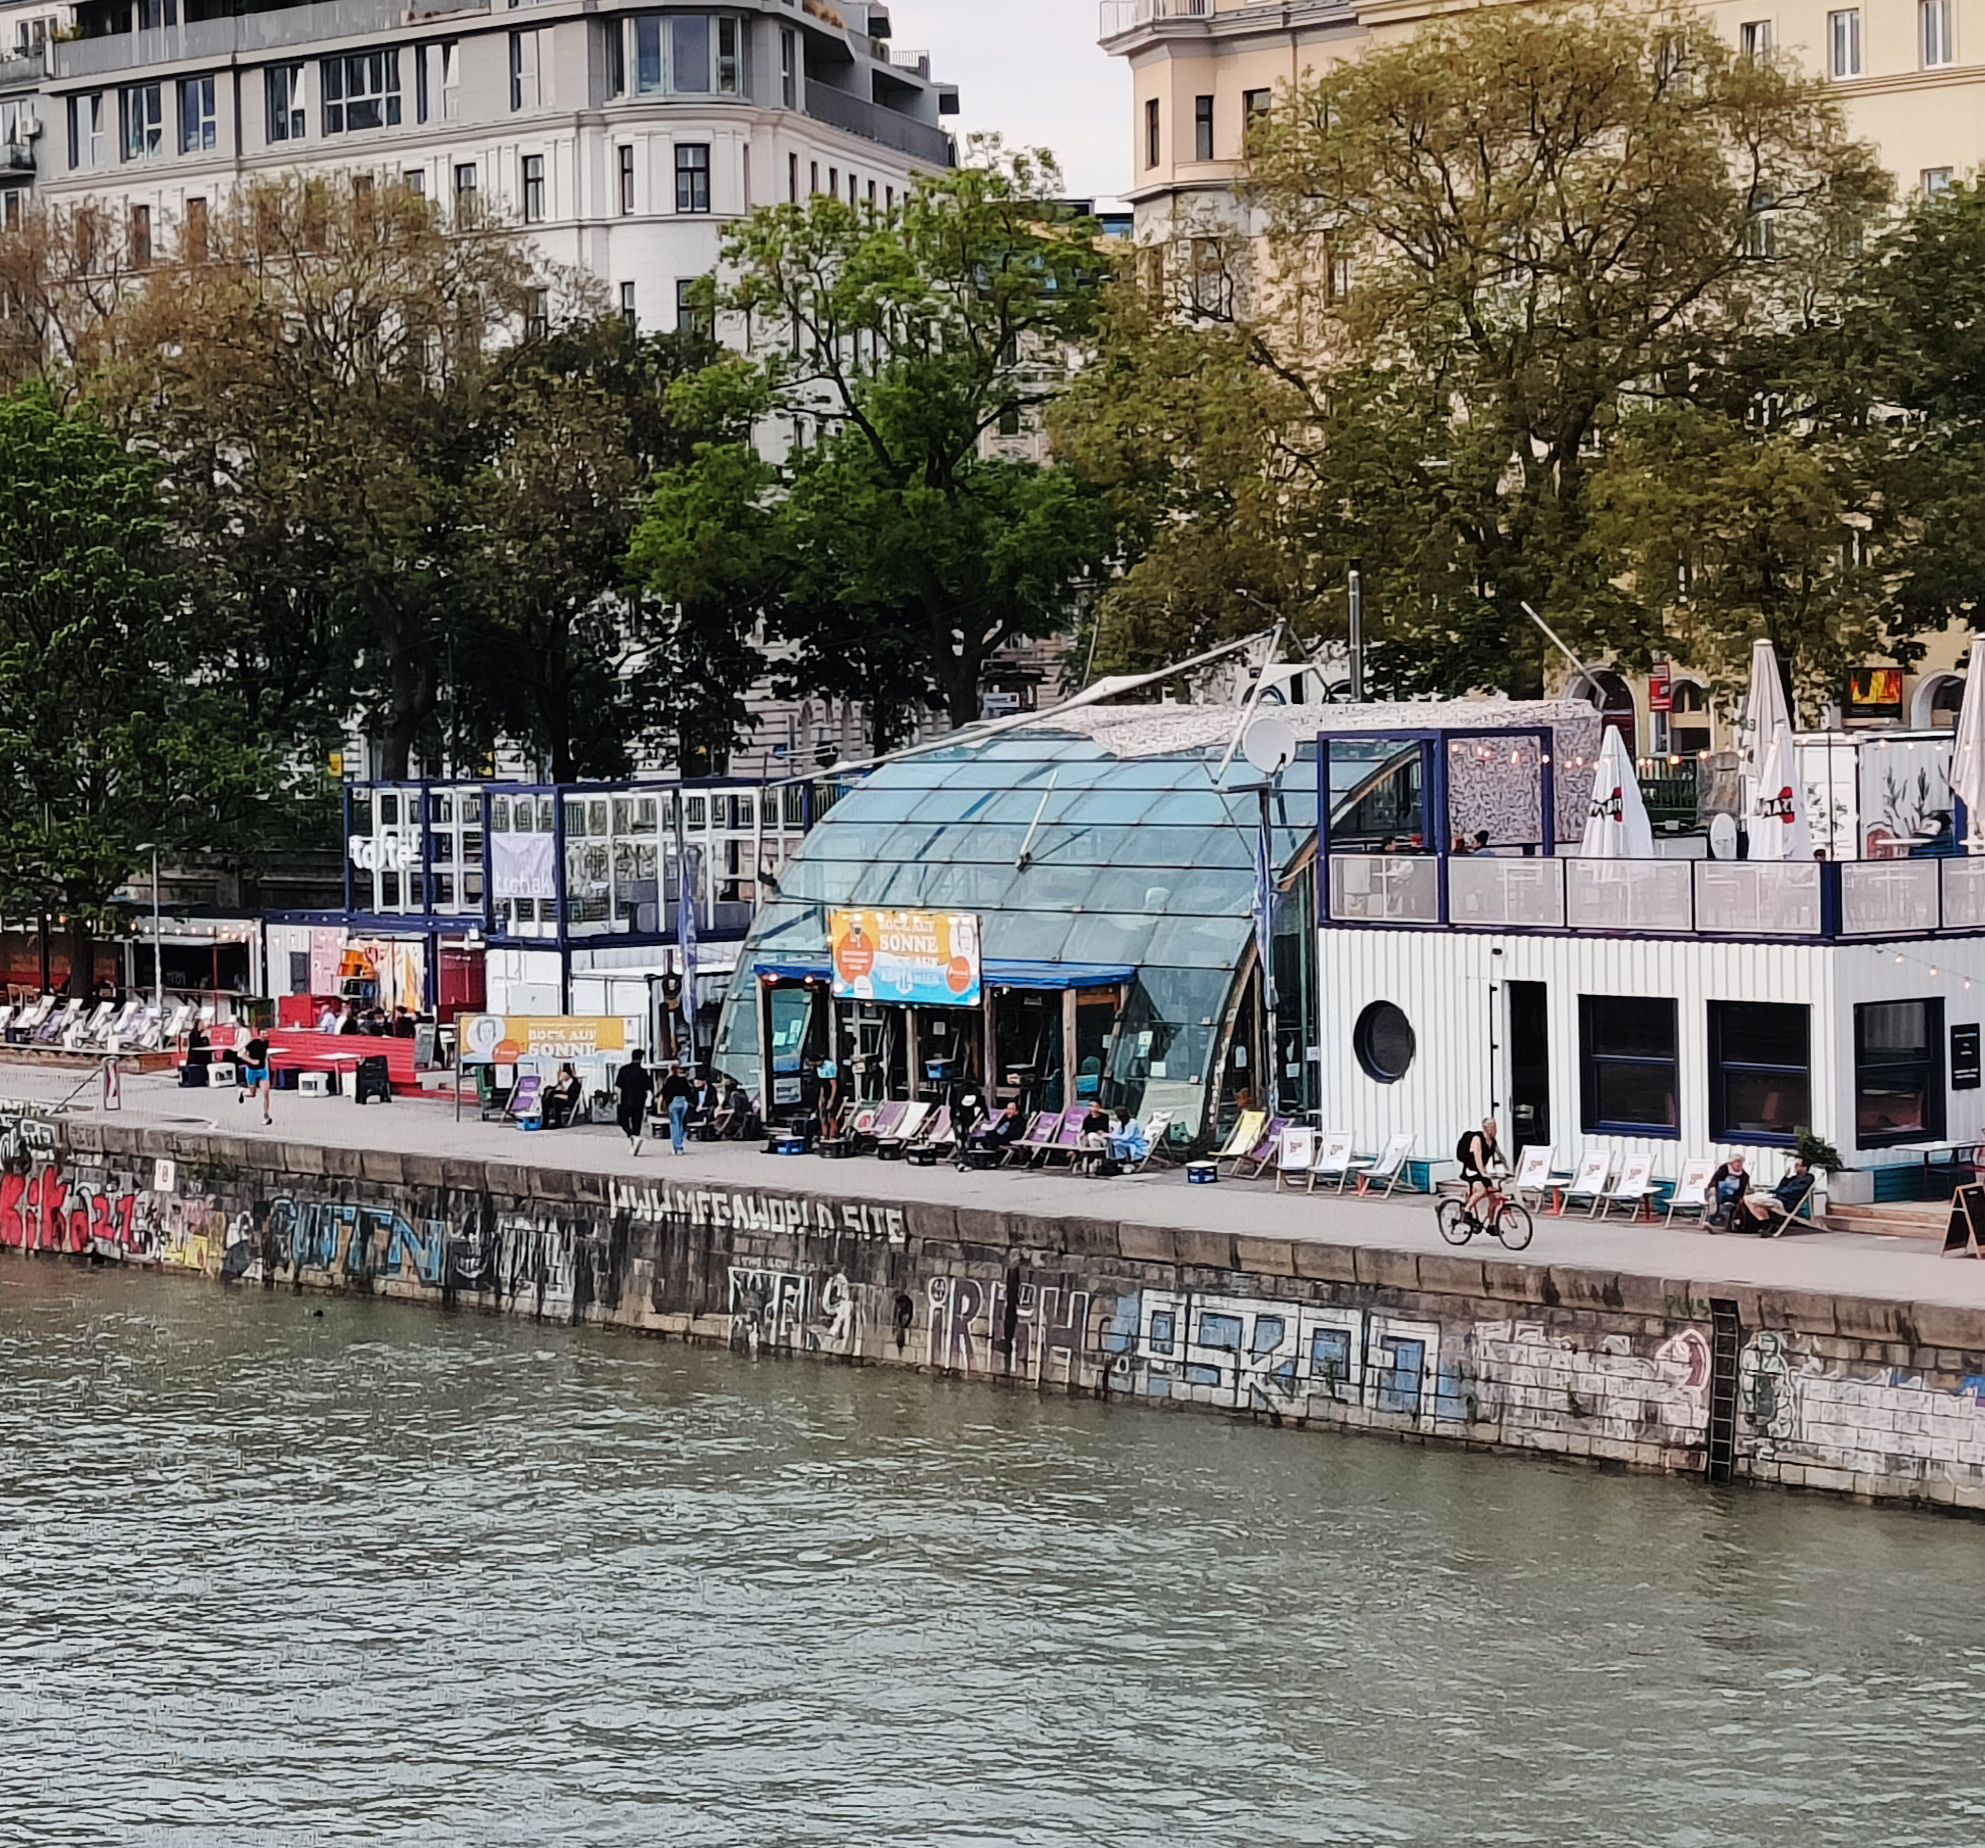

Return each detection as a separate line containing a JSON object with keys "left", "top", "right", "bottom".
{"left": 755, "top": 953, "right": 1134, "bottom": 994}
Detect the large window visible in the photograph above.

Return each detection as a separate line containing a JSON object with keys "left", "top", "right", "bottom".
{"left": 1856, "top": 999, "right": 1944, "bottom": 1147}
{"left": 1145, "top": 96, "right": 1160, "bottom": 168}
{"left": 627, "top": 12, "right": 740, "bottom": 96}
{"left": 675, "top": 141, "right": 710, "bottom": 213}
{"left": 1922, "top": 0, "right": 1954, "bottom": 67}
{"left": 510, "top": 29, "right": 548, "bottom": 111}
{"left": 121, "top": 82, "right": 163, "bottom": 162}
{"left": 1194, "top": 93, "right": 1213, "bottom": 161}
{"left": 69, "top": 92, "right": 110, "bottom": 172}
{"left": 677, "top": 277, "right": 713, "bottom": 337}
{"left": 177, "top": 74, "right": 215, "bottom": 153}
{"left": 1708, "top": 1001, "right": 1810, "bottom": 1143}
{"left": 780, "top": 25, "right": 797, "bottom": 106}
{"left": 1579, "top": 995, "right": 1679, "bottom": 1136}
{"left": 618, "top": 143, "right": 635, "bottom": 214}
{"left": 1739, "top": 19, "right": 1773, "bottom": 59}
{"left": 521, "top": 152, "right": 545, "bottom": 222}
{"left": 1829, "top": 7, "right": 1862, "bottom": 76}
{"left": 267, "top": 64, "right": 305, "bottom": 142}
{"left": 321, "top": 50, "right": 402, "bottom": 134}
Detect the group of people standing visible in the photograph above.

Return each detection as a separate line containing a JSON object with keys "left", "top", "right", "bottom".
{"left": 610, "top": 1052, "right": 753, "bottom": 1157}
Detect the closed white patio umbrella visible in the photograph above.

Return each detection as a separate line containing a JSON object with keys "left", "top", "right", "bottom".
{"left": 1579, "top": 725, "right": 1655, "bottom": 859}
{"left": 1947, "top": 636, "right": 1985, "bottom": 853}
{"left": 1749, "top": 722, "right": 1814, "bottom": 862}
{"left": 1740, "top": 638, "right": 1796, "bottom": 786}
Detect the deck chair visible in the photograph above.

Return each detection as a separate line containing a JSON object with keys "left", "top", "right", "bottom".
{"left": 1118, "top": 1109, "right": 1173, "bottom": 1174}
{"left": 1040, "top": 1110, "right": 1091, "bottom": 1169}
{"left": 1511, "top": 1147, "right": 1555, "bottom": 1210}
{"left": 133, "top": 1007, "right": 166, "bottom": 1050}
{"left": 1307, "top": 1131, "right": 1356, "bottom": 1194}
{"left": 161, "top": 1002, "right": 194, "bottom": 1044}
{"left": 905, "top": 1107, "right": 954, "bottom": 1166}
{"left": 1274, "top": 1125, "right": 1319, "bottom": 1191}
{"left": 35, "top": 999, "right": 79, "bottom": 1044}
{"left": 875, "top": 1101, "right": 930, "bottom": 1159}
{"left": 1601, "top": 1155, "right": 1657, "bottom": 1221}
{"left": 506, "top": 1073, "right": 544, "bottom": 1126}
{"left": 68, "top": 1002, "right": 113, "bottom": 1048}
{"left": 0, "top": 1005, "right": 14, "bottom": 1040}
{"left": 1003, "top": 1109, "right": 1061, "bottom": 1167}
{"left": 1558, "top": 1150, "right": 1614, "bottom": 1216}
{"left": 1756, "top": 1172, "right": 1818, "bottom": 1238}
{"left": 1230, "top": 1115, "right": 1288, "bottom": 1180}
{"left": 1213, "top": 1109, "right": 1268, "bottom": 1169}
{"left": 1665, "top": 1158, "right": 1716, "bottom": 1226}
{"left": 1353, "top": 1132, "right": 1416, "bottom": 1197}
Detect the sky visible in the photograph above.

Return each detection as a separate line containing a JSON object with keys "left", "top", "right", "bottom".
{"left": 905, "top": 0, "right": 1132, "bottom": 203}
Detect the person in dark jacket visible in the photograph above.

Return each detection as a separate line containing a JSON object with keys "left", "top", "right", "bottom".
{"left": 615, "top": 1050, "right": 655, "bottom": 1155}
{"left": 659, "top": 1062, "right": 699, "bottom": 1156}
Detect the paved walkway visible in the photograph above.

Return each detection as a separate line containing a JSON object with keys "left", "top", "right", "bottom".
{"left": 7, "top": 1057, "right": 1984, "bottom": 1310}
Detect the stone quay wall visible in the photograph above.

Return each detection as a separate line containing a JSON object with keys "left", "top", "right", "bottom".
{"left": 9, "top": 1107, "right": 1985, "bottom": 1514}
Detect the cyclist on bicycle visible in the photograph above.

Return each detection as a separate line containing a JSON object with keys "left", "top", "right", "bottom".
{"left": 1455, "top": 1118, "right": 1505, "bottom": 1224}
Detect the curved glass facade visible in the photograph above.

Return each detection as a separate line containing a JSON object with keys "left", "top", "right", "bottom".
{"left": 715, "top": 729, "right": 1316, "bottom": 1137}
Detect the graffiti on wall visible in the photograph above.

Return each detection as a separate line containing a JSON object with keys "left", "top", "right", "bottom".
{"left": 925, "top": 1275, "right": 1090, "bottom": 1385}
{"left": 0, "top": 1099, "right": 63, "bottom": 1165}
{"left": 610, "top": 1178, "right": 908, "bottom": 1244}
{"left": 0, "top": 1163, "right": 154, "bottom": 1259}
{"left": 728, "top": 1266, "right": 858, "bottom": 1356}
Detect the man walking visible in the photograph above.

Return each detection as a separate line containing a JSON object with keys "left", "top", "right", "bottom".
{"left": 659, "top": 1061, "right": 698, "bottom": 1157}
{"left": 615, "top": 1049, "right": 655, "bottom": 1156}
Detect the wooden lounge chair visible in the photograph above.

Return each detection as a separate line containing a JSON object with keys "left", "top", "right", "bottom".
{"left": 1231, "top": 1114, "right": 1289, "bottom": 1181}
{"left": 904, "top": 1107, "right": 953, "bottom": 1166}
{"left": 1307, "top": 1131, "right": 1356, "bottom": 1194}
{"left": 1212, "top": 1109, "right": 1268, "bottom": 1170}
{"left": 1601, "top": 1156, "right": 1657, "bottom": 1221}
{"left": 1558, "top": 1150, "right": 1614, "bottom": 1216}
{"left": 1002, "top": 1109, "right": 1062, "bottom": 1167}
{"left": 1039, "top": 1109, "right": 1090, "bottom": 1169}
{"left": 1665, "top": 1158, "right": 1716, "bottom": 1226}
{"left": 1274, "top": 1125, "right": 1318, "bottom": 1191}
{"left": 1353, "top": 1132, "right": 1416, "bottom": 1197}
{"left": 506, "top": 1072, "right": 544, "bottom": 1127}
{"left": 1116, "top": 1109, "right": 1172, "bottom": 1174}
{"left": 1510, "top": 1146, "right": 1555, "bottom": 1209}
{"left": 875, "top": 1101, "right": 930, "bottom": 1160}
{"left": 1758, "top": 1172, "right": 1818, "bottom": 1238}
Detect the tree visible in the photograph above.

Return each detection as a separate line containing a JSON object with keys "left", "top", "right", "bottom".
{"left": 0, "top": 389, "right": 286, "bottom": 985}
{"left": 1058, "top": 5, "right": 1889, "bottom": 689}
{"left": 632, "top": 143, "right": 1118, "bottom": 736}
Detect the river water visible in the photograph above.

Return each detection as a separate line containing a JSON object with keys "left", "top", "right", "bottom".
{"left": 5, "top": 1266, "right": 1985, "bottom": 1847}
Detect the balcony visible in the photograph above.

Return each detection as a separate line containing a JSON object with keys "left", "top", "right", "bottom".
{"left": 1099, "top": 0, "right": 1211, "bottom": 36}
{"left": 54, "top": 0, "right": 490, "bottom": 80}
{"left": 1327, "top": 849, "right": 1985, "bottom": 943}
{"left": 804, "top": 81, "right": 953, "bottom": 166}
{"left": 1, "top": 138, "right": 31, "bottom": 172}
{"left": 0, "top": 52, "right": 44, "bottom": 89}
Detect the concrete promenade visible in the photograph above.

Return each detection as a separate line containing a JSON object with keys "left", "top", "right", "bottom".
{"left": 9, "top": 1055, "right": 1985, "bottom": 1313}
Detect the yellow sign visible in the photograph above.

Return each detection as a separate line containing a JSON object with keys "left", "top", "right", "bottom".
{"left": 458, "top": 1014, "right": 629, "bottom": 1065}
{"left": 829, "top": 908, "right": 982, "bottom": 1008}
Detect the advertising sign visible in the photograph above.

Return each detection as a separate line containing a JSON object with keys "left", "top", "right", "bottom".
{"left": 458, "top": 1014, "right": 629, "bottom": 1065}
{"left": 1648, "top": 664, "right": 1672, "bottom": 714}
{"left": 1847, "top": 666, "right": 1905, "bottom": 722}
{"left": 829, "top": 909, "right": 982, "bottom": 1008}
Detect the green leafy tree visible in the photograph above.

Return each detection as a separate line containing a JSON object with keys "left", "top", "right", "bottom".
{"left": 0, "top": 389, "right": 285, "bottom": 984}
{"left": 633, "top": 143, "right": 1117, "bottom": 737}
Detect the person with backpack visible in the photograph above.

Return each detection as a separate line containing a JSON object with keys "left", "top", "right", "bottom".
{"left": 1456, "top": 1118, "right": 1505, "bottom": 1225}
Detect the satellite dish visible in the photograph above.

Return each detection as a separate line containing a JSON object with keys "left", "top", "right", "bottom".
{"left": 1243, "top": 714, "right": 1300, "bottom": 776}
{"left": 1709, "top": 813, "right": 1739, "bottom": 860}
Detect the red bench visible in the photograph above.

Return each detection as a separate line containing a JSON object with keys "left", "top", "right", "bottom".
{"left": 266, "top": 1029, "right": 421, "bottom": 1095}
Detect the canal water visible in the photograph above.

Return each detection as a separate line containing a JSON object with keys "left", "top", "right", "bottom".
{"left": 6, "top": 1267, "right": 1985, "bottom": 1847}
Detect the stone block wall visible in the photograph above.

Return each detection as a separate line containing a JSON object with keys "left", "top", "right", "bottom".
{"left": 5, "top": 1114, "right": 1985, "bottom": 1513}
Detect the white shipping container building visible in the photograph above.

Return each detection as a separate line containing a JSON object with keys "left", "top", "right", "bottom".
{"left": 1309, "top": 719, "right": 1985, "bottom": 1204}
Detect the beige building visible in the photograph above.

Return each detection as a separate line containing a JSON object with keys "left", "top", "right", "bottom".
{"left": 1102, "top": 0, "right": 1985, "bottom": 230}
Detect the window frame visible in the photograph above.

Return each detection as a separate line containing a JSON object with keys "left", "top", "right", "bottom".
{"left": 1578, "top": 994, "right": 1681, "bottom": 1139}
{"left": 120, "top": 81, "right": 163, "bottom": 163}
{"left": 620, "top": 280, "right": 636, "bottom": 327}
{"left": 1707, "top": 1000, "right": 1811, "bottom": 1146}
{"left": 675, "top": 140, "right": 711, "bottom": 214}
{"left": 1922, "top": 0, "right": 1955, "bottom": 67}
{"left": 618, "top": 142, "right": 635, "bottom": 214}
{"left": 1855, "top": 998, "right": 1945, "bottom": 1149}
{"left": 1739, "top": 18, "right": 1774, "bottom": 60}
{"left": 1194, "top": 92, "right": 1213, "bottom": 161}
{"left": 321, "top": 48, "right": 402, "bottom": 135}
{"left": 177, "top": 73, "right": 216, "bottom": 154}
{"left": 1145, "top": 95, "right": 1160, "bottom": 169}
{"left": 1828, "top": 7, "right": 1862, "bottom": 77}
{"left": 521, "top": 150, "right": 545, "bottom": 222}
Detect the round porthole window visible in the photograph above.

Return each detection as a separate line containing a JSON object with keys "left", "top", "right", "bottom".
{"left": 1353, "top": 1001, "right": 1415, "bottom": 1084}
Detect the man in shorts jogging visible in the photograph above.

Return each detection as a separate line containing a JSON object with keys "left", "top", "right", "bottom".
{"left": 1456, "top": 1117, "right": 1505, "bottom": 1225}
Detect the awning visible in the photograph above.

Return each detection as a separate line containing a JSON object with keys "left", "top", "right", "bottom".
{"left": 756, "top": 953, "right": 1134, "bottom": 994}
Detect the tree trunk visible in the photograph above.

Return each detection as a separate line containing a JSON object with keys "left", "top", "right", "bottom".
{"left": 66, "top": 913, "right": 97, "bottom": 1000}
{"left": 379, "top": 648, "right": 436, "bottom": 781}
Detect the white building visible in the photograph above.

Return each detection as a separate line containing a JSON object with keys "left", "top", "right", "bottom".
{"left": 28, "top": 0, "right": 955, "bottom": 333}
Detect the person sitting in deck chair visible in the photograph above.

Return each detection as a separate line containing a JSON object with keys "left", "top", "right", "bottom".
{"left": 969, "top": 1101, "right": 1024, "bottom": 1161}
{"left": 1715, "top": 1156, "right": 1812, "bottom": 1236}
{"left": 1077, "top": 1100, "right": 1113, "bottom": 1175}
{"left": 542, "top": 1064, "right": 583, "bottom": 1130}
{"left": 1107, "top": 1106, "right": 1149, "bottom": 1167}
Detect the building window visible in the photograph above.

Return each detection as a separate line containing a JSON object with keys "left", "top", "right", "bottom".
{"left": 620, "top": 280, "right": 636, "bottom": 327}
{"left": 603, "top": 19, "right": 625, "bottom": 97}
{"left": 675, "top": 13, "right": 711, "bottom": 90}
{"left": 997, "top": 401, "right": 1022, "bottom": 437}
{"left": 440, "top": 41, "right": 460, "bottom": 121}
{"left": 1145, "top": 96, "right": 1160, "bottom": 169}
{"left": 1330, "top": 253, "right": 1355, "bottom": 301}
{"left": 1352, "top": 1001, "right": 1416, "bottom": 1084}
{"left": 177, "top": 74, "right": 215, "bottom": 154}
{"left": 1708, "top": 1001, "right": 1810, "bottom": 1143}
{"left": 1194, "top": 93, "right": 1213, "bottom": 161}
{"left": 828, "top": 165, "right": 837, "bottom": 197}
{"left": 618, "top": 143, "right": 635, "bottom": 214}
{"left": 866, "top": 177, "right": 876, "bottom": 207}
{"left": 1669, "top": 680, "right": 1712, "bottom": 755}
{"left": 1739, "top": 19, "right": 1773, "bottom": 60}
{"left": 321, "top": 50, "right": 401, "bottom": 134}
{"left": 717, "top": 16, "right": 743, "bottom": 94}
{"left": 1924, "top": 167, "right": 1955, "bottom": 199}
{"left": 677, "top": 276, "right": 713, "bottom": 337}
{"left": 675, "top": 142, "right": 711, "bottom": 213}
{"left": 266, "top": 64, "right": 304, "bottom": 142}
{"left": 70, "top": 92, "right": 110, "bottom": 172}
{"left": 453, "top": 160, "right": 477, "bottom": 215}
{"left": 780, "top": 25, "right": 797, "bottom": 106}
{"left": 524, "top": 285, "right": 549, "bottom": 339}
{"left": 521, "top": 152, "right": 545, "bottom": 222}
{"left": 886, "top": 184, "right": 894, "bottom": 210}
{"left": 1923, "top": 0, "right": 1954, "bottom": 66}
{"left": 510, "top": 29, "right": 548, "bottom": 112}
{"left": 788, "top": 151, "right": 798, "bottom": 202}
{"left": 403, "top": 167, "right": 424, "bottom": 195}
{"left": 121, "top": 82, "right": 163, "bottom": 162}
{"left": 1579, "top": 995, "right": 1680, "bottom": 1136}
{"left": 1243, "top": 88, "right": 1271, "bottom": 128}
{"left": 183, "top": 194, "right": 207, "bottom": 260}
{"left": 1856, "top": 1000, "right": 1944, "bottom": 1146}
{"left": 129, "top": 202, "right": 150, "bottom": 268}
{"left": 1828, "top": 8, "right": 1862, "bottom": 76}
{"left": 1745, "top": 188, "right": 1776, "bottom": 261}
{"left": 809, "top": 159, "right": 818, "bottom": 193}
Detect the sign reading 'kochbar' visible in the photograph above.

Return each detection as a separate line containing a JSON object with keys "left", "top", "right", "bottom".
{"left": 458, "top": 1014, "right": 629, "bottom": 1065}
{"left": 829, "top": 909, "right": 982, "bottom": 1008}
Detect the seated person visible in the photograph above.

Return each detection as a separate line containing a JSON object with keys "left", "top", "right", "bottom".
{"left": 1077, "top": 1100, "right": 1113, "bottom": 1173}
{"left": 1106, "top": 1107, "right": 1149, "bottom": 1166}
{"left": 968, "top": 1101, "right": 1024, "bottom": 1158}
{"left": 712, "top": 1076, "right": 752, "bottom": 1140}
{"left": 541, "top": 1063, "right": 583, "bottom": 1129}
{"left": 1709, "top": 1155, "right": 1812, "bottom": 1234}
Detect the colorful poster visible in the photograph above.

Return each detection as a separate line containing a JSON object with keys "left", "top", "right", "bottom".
{"left": 458, "top": 1014, "right": 630, "bottom": 1065}
{"left": 829, "top": 909, "right": 982, "bottom": 1008}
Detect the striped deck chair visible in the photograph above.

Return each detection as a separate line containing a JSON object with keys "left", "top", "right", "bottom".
{"left": 1212, "top": 1110, "right": 1268, "bottom": 1171}
{"left": 1039, "top": 1109, "right": 1090, "bottom": 1169}
{"left": 1002, "top": 1109, "right": 1063, "bottom": 1167}
{"left": 1231, "top": 1115, "right": 1289, "bottom": 1181}
{"left": 876, "top": 1101, "right": 931, "bottom": 1159}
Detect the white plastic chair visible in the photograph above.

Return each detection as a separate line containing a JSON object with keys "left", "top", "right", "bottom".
{"left": 1353, "top": 1132, "right": 1416, "bottom": 1197}
{"left": 1666, "top": 1159, "right": 1716, "bottom": 1226}
{"left": 1602, "top": 1155, "right": 1656, "bottom": 1220}
{"left": 1308, "top": 1131, "right": 1356, "bottom": 1194}
{"left": 1275, "top": 1125, "right": 1318, "bottom": 1191}
{"left": 1511, "top": 1146, "right": 1555, "bottom": 1208}
{"left": 1558, "top": 1150, "right": 1614, "bottom": 1216}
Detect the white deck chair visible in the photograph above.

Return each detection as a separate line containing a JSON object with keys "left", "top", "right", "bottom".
{"left": 1601, "top": 1155, "right": 1656, "bottom": 1220}
{"left": 1307, "top": 1131, "right": 1356, "bottom": 1194}
{"left": 1274, "top": 1125, "right": 1319, "bottom": 1191}
{"left": 1559, "top": 1150, "right": 1614, "bottom": 1217}
{"left": 1666, "top": 1159, "right": 1716, "bottom": 1226}
{"left": 1511, "top": 1146, "right": 1555, "bottom": 1209}
{"left": 879, "top": 1101, "right": 931, "bottom": 1150}
{"left": 1353, "top": 1132, "right": 1416, "bottom": 1197}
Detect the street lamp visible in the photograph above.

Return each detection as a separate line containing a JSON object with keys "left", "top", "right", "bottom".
{"left": 134, "top": 841, "right": 162, "bottom": 1011}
